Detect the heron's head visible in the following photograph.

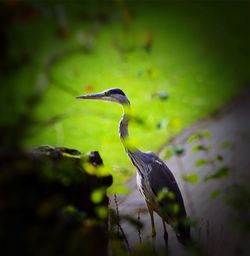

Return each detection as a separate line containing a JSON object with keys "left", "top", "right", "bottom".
{"left": 76, "top": 88, "right": 130, "bottom": 105}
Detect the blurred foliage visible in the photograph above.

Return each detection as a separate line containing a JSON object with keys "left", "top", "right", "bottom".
{"left": 0, "top": 0, "right": 249, "bottom": 188}
{"left": 192, "top": 144, "right": 211, "bottom": 152}
{"left": 0, "top": 147, "right": 112, "bottom": 256}
{"left": 194, "top": 158, "right": 208, "bottom": 167}
{"left": 210, "top": 189, "right": 220, "bottom": 199}
{"left": 185, "top": 130, "right": 230, "bottom": 183}
{"left": 161, "top": 144, "right": 185, "bottom": 160}
{"left": 188, "top": 131, "right": 211, "bottom": 144}
{"left": 182, "top": 173, "right": 200, "bottom": 185}
{"left": 220, "top": 140, "right": 234, "bottom": 150}
{"left": 204, "top": 166, "right": 229, "bottom": 182}
{"left": 156, "top": 187, "right": 176, "bottom": 202}
{"left": 172, "top": 145, "right": 185, "bottom": 156}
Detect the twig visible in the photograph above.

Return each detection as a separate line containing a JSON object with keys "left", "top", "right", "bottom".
{"left": 206, "top": 220, "right": 210, "bottom": 242}
{"left": 114, "top": 194, "right": 120, "bottom": 234}
{"left": 114, "top": 194, "right": 131, "bottom": 254}
{"left": 137, "top": 208, "right": 142, "bottom": 244}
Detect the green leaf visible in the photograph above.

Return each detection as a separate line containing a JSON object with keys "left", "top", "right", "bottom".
{"left": 182, "top": 173, "right": 200, "bottom": 184}
{"left": 62, "top": 205, "right": 77, "bottom": 214}
{"left": 163, "top": 147, "right": 174, "bottom": 160}
{"left": 170, "top": 203, "right": 180, "bottom": 214}
{"left": 156, "top": 119, "right": 168, "bottom": 129}
{"left": 95, "top": 206, "right": 108, "bottom": 219}
{"left": 188, "top": 132, "right": 211, "bottom": 144}
{"left": 192, "top": 144, "right": 208, "bottom": 152}
{"left": 204, "top": 166, "right": 229, "bottom": 182}
{"left": 152, "top": 91, "right": 169, "bottom": 101}
{"left": 160, "top": 203, "right": 180, "bottom": 216}
{"left": 62, "top": 205, "right": 86, "bottom": 220}
{"left": 220, "top": 141, "right": 234, "bottom": 149}
{"left": 156, "top": 187, "right": 176, "bottom": 202}
{"left": 216, "top": 155, "right": 224, "bottom": 161}
{"left": 173, "top": 146, "right": 185, "bottom": 156}
{"left": 91, "top": 187, "right": 105, "bottom": 204}
{"left": 158, "top": 91, "right": 169, "bottom": 101}
{"left": 187, "top": 134, "right": 200, "bottom": 144}
{"left": 211, "top": 190, "right": 220, "bottom": 199}
{"left": 195, "top": 159, "right": 208, "bottom": 167}
{"left": 202, "top": 131, "right": 211, "bottom": 139}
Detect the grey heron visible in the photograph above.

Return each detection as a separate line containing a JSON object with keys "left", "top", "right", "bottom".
{"left": 76, "top": 88, "right": 190, "bottom": 245}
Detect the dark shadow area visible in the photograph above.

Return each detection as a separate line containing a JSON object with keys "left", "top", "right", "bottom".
{"left": 0, "top": 147, "right": 112, "bottom": 256}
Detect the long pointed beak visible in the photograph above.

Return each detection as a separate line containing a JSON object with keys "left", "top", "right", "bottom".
{"left": 76, "top": 92, "right": 106, "bottom": 100}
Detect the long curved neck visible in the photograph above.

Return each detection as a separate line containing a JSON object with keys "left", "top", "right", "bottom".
{"left": 119, "top": 109, "right": 129, "bottom": 141}
{"left": 119, "top": 105, "right": 146, "bottom": 178}
{"left": 119, "top": 104, "right": 145, "bottom": 177}
{"left": 119, "top": 105, "right": 134, "bottom": 152}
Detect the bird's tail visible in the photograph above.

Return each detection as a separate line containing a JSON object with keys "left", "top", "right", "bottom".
{"left": 175, "top": 221, "right": 193, "bottom": 246}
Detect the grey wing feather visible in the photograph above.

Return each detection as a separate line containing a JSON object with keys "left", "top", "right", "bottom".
{"left": 147, "top": 154, "right": 191, "bottom": 244}
{"left": 146, "top": 153, "right": 187, "bottom": 220}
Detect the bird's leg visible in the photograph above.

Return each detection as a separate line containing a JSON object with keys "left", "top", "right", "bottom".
{"left": 162, "top": 218, "right": 168, "bottom": 248}
{"left": 146, "top": 204, "right": 156, "bottom": 251}
{"left": 147, "top": 204, "right": 156, "bottom": 238}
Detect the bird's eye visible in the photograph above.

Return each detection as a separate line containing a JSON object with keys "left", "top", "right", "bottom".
{"left": 105, "top": 91, "right": 110, "bottom": 96}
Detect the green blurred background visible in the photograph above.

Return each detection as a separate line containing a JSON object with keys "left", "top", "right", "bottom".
{"left": 1, "top": 0, "right": 249, "bottom": 189}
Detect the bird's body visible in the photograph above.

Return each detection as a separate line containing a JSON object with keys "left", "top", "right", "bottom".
{"left": 125, "top": 146, "right": 189, "bottom": 243}
{"left": 76, "top": 88, "right": 190, "bottom": 245}
{"left": 132, "top": 150, "right": 185, "bottom": 220}
{"left": 128, "top": 149, "right": 190, "bottom": 243}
